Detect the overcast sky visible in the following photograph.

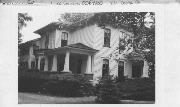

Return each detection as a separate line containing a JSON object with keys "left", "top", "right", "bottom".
{"left": 21, "top": 8, "right": 64, "bottom": 43}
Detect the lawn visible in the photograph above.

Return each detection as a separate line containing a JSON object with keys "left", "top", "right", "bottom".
{"left": 18, "top": 92, "right": 96, "bottom": 104}
{"left": 18, "top": 92, "right": 154, "bottom": 104}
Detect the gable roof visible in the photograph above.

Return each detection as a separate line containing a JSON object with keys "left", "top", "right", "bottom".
{"left": 34, "top": 13, "right": 134, "bottom": 36}
{"left": 67, "top": 43, "right": 98, "bottom": 52}
{"left": 34, "top": 14, "right": 95, "bottom": 35}
{"left": 18, "top": 38, "right": 40, "bottom": 49}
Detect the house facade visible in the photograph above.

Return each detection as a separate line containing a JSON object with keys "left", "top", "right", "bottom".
{"left": 19, "top": 18, "right": 149, "bottom": 82}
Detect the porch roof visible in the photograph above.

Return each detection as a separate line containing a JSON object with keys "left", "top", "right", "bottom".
{"left": 41, "top": 43, "right": 98, "bottom": 55}
{"left": 125, "top": 51, "right": 144, "bottom": 61}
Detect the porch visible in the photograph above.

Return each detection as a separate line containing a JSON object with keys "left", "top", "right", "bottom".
{"left": 34, "top": 43, "right": 98, "bottom": 80}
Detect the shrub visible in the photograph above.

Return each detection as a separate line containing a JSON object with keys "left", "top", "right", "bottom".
{"left": 117, "top": 78, "right": 155, "bottom": 101}
{"left": 18, "top": 77, "right": 47, "bottom": 93}
{"left": 18, "top": 75, "right": 94, "bottom": 97}
{"left": 40, "top": 79, "right": 94, "bottom": 97}
{"left": 95, "top": 76, "right": 120, "bottom": 104}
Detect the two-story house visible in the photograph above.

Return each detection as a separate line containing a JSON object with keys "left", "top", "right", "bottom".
{"left": 19, "top": 15, "right": 149, "bottom": 82}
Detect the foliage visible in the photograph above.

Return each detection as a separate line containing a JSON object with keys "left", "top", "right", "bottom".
{"left": 95, "top": 76, "right": 120, "bottom": 104}
{"left": 117, "top": 78, "right": 155, "bottom": 101}
{"left": 18, "top": 75, "right": 94, "bottom": 97}
{"left": 40, "top": 79, "right": 94, "bottom": 97}
{"left": 59, "top": 13, "right": 94, "bottom": 24}
{"left": 18, "top": 77, "right": 47, "bottom": 93}
{"left": 18, "top": 13, "right": 32, "bottom": 44}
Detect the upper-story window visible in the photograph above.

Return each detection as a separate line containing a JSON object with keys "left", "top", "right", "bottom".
{"left": 45, "top": 35, "right": 49, "bottom": 49}
{"left": 33, "top": 44, "right": 39, "bottom": 55}
{"left": 61, "top": 32, "right": 68, "bottom": 47}
{"left": 102, "top": 59, "right": 109, "bottom": 77}
{"left": 104, "top": 28, "right": 111, "bottom": 47}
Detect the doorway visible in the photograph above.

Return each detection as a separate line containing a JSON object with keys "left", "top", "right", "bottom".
{"left": 132, "top": 61, "right": 144, "bottom": 78}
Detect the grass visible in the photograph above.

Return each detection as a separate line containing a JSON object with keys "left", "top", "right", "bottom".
{"left": 18, "top": 92, "right": 154, "bottom": 104}
{"left": 18, "top": 92, "right": 96, "bottom": 104}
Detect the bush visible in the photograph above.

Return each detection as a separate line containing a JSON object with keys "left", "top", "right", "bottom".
{"left": 18, "top": 76, "right": 94, "bottom": 97}
{"left": 95, "top": 76, "right": 120, "bottom": 104}
{"left": 18, "top": 77, "right": 47, "bottom": 93}
{"left": 117, "top": 78, "right": 155, "bottom": 101}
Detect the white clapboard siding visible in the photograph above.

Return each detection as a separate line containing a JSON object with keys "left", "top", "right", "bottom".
{"left": 69, "top": 25, "right": 95, "bottom": 47}
{"left": 39, "top": 36, "right": 45, "bottom": 49}
{"left": 92, "top": 25, "right": 123, "bottom": 79}
{"left": 55, "top": 29, "right": 61, "bottom": 48}
{"left": 48, "top": 31, "right": 56, "bottom": 49}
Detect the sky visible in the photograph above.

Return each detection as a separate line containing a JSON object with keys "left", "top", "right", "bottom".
{"left": 21, "top": 8, "right": 64, "bottom": 43}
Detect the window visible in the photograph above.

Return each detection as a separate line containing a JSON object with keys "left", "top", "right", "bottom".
{"left": 33, "top": 45, "right": 39, "bottom": 55}
{"left": 104, "top": 28, "right": 111, "bottom": 47}
{"left": 45, "top": 35, "right": 49, "bottom": 49}
{"left": 102, "top": 59, "right": 109, "bottom": 76}
{"left": 61, "top": 32, "right": 68, "bottom": 47}
{"left": 118, "top": 61, "right": 124, "bottom": 81}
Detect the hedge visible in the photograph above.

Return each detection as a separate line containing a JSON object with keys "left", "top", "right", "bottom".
{"left": 117, "top": 78, "right": 155, "bottom": 101}
{"left": 18, "top": 75, "right": 94, "bottom": 97}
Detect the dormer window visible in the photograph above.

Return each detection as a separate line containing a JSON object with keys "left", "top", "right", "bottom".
{"left": 61, "top": 32, "right": 68, "bottom": 47}
{"left": 104, "top": 28, "right": 111, "bottom": 47}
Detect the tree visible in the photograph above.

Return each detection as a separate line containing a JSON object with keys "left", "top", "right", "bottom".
{"left": 18, "top": 13, "right": 32, "bottom": 44}
{"left": 95, "top": 76, "right": 119, "bottom": 104}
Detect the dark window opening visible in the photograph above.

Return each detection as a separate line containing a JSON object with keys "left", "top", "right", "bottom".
{"left": 118, "top": 61, "right": 124, "bottom": 81}
{"left": 61, "top": 32, "right": 68, "bottom": 47}
{"left": 33, "top": 45, "right": 39, "bottom": 55}
{"left": 35, "top": 58, "right": 38, "bottom": 69}
{"left": 40, "top": 58, "right": 45, "bottom": 71}
{"left": 77, "top": 59, "right": 82, "bottom": 74}
{"left": 102, "top": 59, "right": 109, "bottom": 77}
{"left": 132, "top": 61, "right": 144, "bottom": 78}
{"left": 57, "top": 55, "right": 65, "bottom": 72}
{"left": 104, "top": 28, "right": 111, "bottom": 47}
{"left": 31, "top": 61, "right": 35, "bottom": 69}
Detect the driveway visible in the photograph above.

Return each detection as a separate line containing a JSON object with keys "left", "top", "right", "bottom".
{"left": 18, "top": 92, "right": 96, "bottom": 104}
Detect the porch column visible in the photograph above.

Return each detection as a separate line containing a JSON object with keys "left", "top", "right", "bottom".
{"left": 62, "top": 51, "right": 71, "bottom": 72}
{"left": 51, "top": 55, "right": 57, "bottom": 71}
{"left": 85, "top": 55, "right": 92, "bottom": 74}
{"left": 37, "top": 56, "right": 41, "bottom": 70}
{"left": 44, "top": 56, "right": 48, "bottom": 71}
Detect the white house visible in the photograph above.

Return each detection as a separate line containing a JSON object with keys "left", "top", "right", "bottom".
{"left": 19, "top": 15, "right": 149, "bottom": 82}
